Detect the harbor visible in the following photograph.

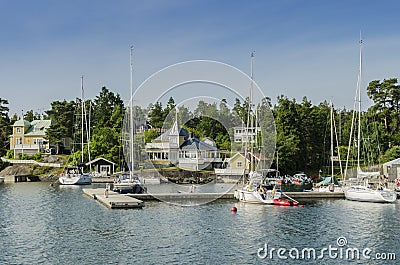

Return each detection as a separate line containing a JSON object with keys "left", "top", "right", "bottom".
{"left": 1, "top": 182, "right": 398, "bottom": 265}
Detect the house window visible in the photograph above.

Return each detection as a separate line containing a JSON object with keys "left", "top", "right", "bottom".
{"left": 16, "top": 127, "right": 21, "bottom": 133}
{"left": 100, "top": 165, "right": 110, "bottom": 175}
{"left": 16, "top": 138, "right": 22, "bottom": 145}
{"left": 237, "top": 161, "right": 243, "bottom": 168}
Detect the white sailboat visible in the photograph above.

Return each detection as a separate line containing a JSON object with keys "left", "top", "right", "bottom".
{"left": 234, "top": 53, "right": 296, "bottom": 206}
{"left": 59, "top": 76, "right": 92, "bottom": 185}
{"left": 113, "top": 46, "right": 146, "bottom": 194}
{"left": 344, "top": 38, "right": 396, "bottom": 203}
{"left": 313, "top": 102, "right": 344, "bottom": 192}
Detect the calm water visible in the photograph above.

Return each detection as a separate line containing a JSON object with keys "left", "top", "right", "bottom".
{"left": 1, "top": 182, "right": 399, "bottom": 265}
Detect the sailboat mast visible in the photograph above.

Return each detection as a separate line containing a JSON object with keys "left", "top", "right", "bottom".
{"left": 250, "top": 52, "right": 254, "bottom": 172}
{"left": 330, "top": 102, "right": 334, "bottom": 178}
{"left": 357, "top": 37, "right": 363, "bottom": 171}
{"left": 129, "top": 46, "right": 134, "bottom": 178}
{"left": 81, "top": 76, "right": 84, "bottom": 164}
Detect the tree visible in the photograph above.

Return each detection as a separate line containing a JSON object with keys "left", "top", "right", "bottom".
{"left": 92, "top": 86, "right": 124, "bottom": 130}
{"left": 24, "top": 110, "right": 41, "bottom": 122}
{"left": 45, "top": 100, "right": 76, "bottom": 154}
{"left": 0, "top": 98, "right": 10, "bottom": 156}
{"left": 148, "top": 102, "right": 164, "bottom": 129}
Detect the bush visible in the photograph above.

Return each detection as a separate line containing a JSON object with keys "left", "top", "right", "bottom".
{"left": 6, "top": 149, "right": 14, "bottom": 159}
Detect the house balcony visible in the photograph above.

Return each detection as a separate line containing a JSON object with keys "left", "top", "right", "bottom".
{"left": 214, "top": 168, "right": 246, "bottom": 176}
{"left": 13, "top": 144, "right": 47, "bottom": 155}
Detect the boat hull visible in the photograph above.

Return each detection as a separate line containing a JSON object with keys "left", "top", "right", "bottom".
{"left": 344, "top": 186, "right": 397, "bottom": 203}
{"left": 234, "top": 189, "right": 280, "bottom": 204}
{"left": 113, "top": 183, "right": 146, "bottom": 194}
{"left": 273, "top": 198, "right": 299, "bottom": 206}
{"left": 59, "top": 175, "right": 92, "bottom": 185}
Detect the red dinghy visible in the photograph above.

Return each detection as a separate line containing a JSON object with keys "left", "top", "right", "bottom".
{"left": 273, "top": 198, "right": 299, "bottom": 206}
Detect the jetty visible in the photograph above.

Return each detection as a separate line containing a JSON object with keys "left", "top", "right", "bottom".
{"left": 82, "top": 188, "right": 346, "bottom": 209}
{"left": 83, "top": 188, "right": 144, "bottom": 209}
{"left": 120, "top": 191, "right": 344, "bottom": 201}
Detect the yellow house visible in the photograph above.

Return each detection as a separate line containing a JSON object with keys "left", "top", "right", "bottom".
{"left": 214, "top": 152, "right": 251, "bottom": 179}
{"left": 9, "top": 118, "right": 52, "bottom": 157}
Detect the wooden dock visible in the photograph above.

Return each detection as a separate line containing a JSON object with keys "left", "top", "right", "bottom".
{"left": 83, "top": 189, "right": 345, "bottom": 208}
{"left": 83, "top": 188, "right": 144, "bottom": 209}
{"left": 127, "top": 191, "right": 345, "bottom": 201}
{"left": 128, "top": 192, "right": 234, "bottom": 201}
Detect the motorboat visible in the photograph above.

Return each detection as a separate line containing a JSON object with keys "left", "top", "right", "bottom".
{"left": 113, "top": 173, "right": 146, "bottom": 194}
{"left": 58, "top": 166, "right": 92, "bottom": 185}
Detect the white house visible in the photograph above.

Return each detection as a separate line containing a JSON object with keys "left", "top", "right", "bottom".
{"left": 145, "top": 119, "right": 221, "bottom": 170}
{"left": 233, "top": 126, "right": 261, "bottom": 143}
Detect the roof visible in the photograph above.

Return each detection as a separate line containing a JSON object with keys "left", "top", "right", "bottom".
{"left": 155, "top": 120, "right": 189, "bottom": 142}
{"left": 383, "top": 158, "right": 400, "bottom": 166}
{"left": 181, "top": 137, "right": 219, "bottom": 151}
{"left": 228, "top": 152, "right": 245, "bottom": 162}
{"left": 86, "top": 157, "right": 116, "bottom": 165}
{"left": 13, "top": 119, "right": 31, "bottom": 127}
{"left": 24, "top": 120, "right": 52, "bottom": 136}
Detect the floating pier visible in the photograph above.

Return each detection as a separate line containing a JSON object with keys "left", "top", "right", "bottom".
{"left": 83, "top": 188, "right": 346, "bottom": 209}
{"left": 83, "top": 188, "right": 144, "bottom": 209}
{"left": 128, "top": 192, "right": 234, "bottom": 201}
{"left": 128, "top": 191, "right": 345, "bottom": 201}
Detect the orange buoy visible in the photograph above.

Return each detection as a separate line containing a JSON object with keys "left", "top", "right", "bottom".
{"left": 230, "top": 206, "right": 237, "bottom": 212}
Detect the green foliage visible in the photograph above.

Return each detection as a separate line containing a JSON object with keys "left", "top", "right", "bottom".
{"left": 380, "top": 146, "right": 400, "bottom": 163}
{"left": 45, "top": 100, "right": 76, "bottom": 152}
{"left": 17, "top": 152, "right": 42, "bottom": 161}
{"left": 144, "top": 129, "right": 160, "bottom": 143}
{"left": 24, "top": 110, "right": 42, "bottom": 122}
{"left": 6, "top": 149, "right": 14, "bottom": 159}
{"left": 0, "top": 98, "right": 11, "bottom": 156}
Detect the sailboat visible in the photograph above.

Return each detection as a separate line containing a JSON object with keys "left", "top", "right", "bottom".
{"left": 113, "top": 46, "right": 146, "bottom": 194}
{"left": 233, "top": 53, "right": 297, "bottom": 205}
{"left": 313, "top": 102, "right": 344, "bottom": 192}
{"left": 59, "top": 76, "right": 92, "bottom": 185}
{"left": 344, "top": 38, "right": 396, "bottom": 203}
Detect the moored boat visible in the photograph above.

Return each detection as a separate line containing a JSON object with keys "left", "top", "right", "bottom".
{"left": 113, "top": 173, "right": 146, "bottom": 194}
{"left": 59, "top": 166, "right": 92, "bottom": 185}
{"left": 344, "top": 183, "right": 397, "bottom": 203}
{"left": 343, "top": 37, "right": 396, "bottom": 203}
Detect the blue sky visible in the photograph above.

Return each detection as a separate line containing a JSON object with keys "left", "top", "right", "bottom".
{"left": 1, "top": 0, "right": 400, "bottom": 116}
